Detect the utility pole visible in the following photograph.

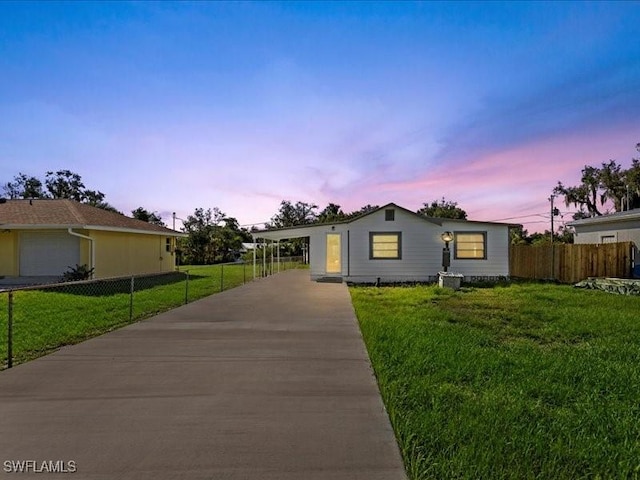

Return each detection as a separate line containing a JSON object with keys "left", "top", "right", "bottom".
{"left": 550, "top": 195, "right": 554, "bottom": 244}
{"left": 549, "top": 195, "right": 555, "bottom": 280}
{"left": 626, "top": 184, "right": 630, "bottom": 212}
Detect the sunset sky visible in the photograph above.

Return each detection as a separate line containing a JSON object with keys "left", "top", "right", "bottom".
{"left": 1, "top": 1, "right": 639, "bottom": 232}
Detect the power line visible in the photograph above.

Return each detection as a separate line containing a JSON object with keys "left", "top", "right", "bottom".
{"left": 488, "top": 213, "right": 548, "bottom": 222}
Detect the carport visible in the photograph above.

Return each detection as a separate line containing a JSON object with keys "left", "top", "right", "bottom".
{"left": 251, "top": 225, "right": 313, "bottom": 278}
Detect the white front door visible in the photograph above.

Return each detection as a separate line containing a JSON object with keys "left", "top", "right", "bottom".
{"left": 326, "top": 233, "right": 341, "bottom": 274}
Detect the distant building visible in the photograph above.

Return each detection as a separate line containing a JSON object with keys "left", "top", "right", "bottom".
{"left": 0, "top": 198, "right": 187, "bottom": 281}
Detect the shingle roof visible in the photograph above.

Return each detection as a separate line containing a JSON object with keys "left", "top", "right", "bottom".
{"left": 568, "top": 209, "right": 640, "bottom": 226}
{"left": 0, "top": 199, "right": 184, "bottom": 236}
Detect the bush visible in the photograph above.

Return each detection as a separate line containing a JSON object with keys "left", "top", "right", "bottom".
{"left": 60, "top": 264, "right": 95, "bottom": 282}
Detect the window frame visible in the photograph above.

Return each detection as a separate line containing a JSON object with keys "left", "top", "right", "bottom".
{"left": 454, "top": 231, "right": 487, "bottom": 260}
{"left": 369, "top": 231, "right": 402, "bottom": 260}
{"left": 385, "top": 209, "right": 395, "bottom": 221}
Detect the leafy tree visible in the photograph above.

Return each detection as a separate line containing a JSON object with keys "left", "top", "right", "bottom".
{"left": 346, "top": 204, "right": 379, "bottom": 220}
{"left": 417, "top": 197, "right": 467, "bottom": 219}
{"left": 509, "top": 225, "right": 530, "bottom": 245}
{"left": 263, "top": 201, "right": 318, "bottom": 257}
{"left": 181, "top": 208, "right": 223, "bottom": 265}
{"left": 180, "top": 207, "right": 247, "bottom": 264}
{"left": 2, "top": 169, "right": 119, "bottom": 211}
{"left": 554, "top": 165, "right": 603, "bottom": 217}
{"left": 45, "top": 170, "right": 88, "bottom": 201}
{"left": 510, "top": 225, "right": 573, "bottom": 245}
{"left": 132, "top": 207, "right": 166, "bottom": 227}
{"left": 317, "top": 203, "right": 346, "bottom": 223}
{"left": 267, "top": 200, "right": 318, "bottom": 229}
{"left": 2, "top": 173, "right": 46, "bottom": 198}
{"left": 554, "top": 143, "right": 640, "bottom": 218}
{"left": 217, "top": 217, "right": 246, "bottom": 262}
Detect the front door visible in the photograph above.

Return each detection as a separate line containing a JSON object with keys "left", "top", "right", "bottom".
{"left": 326, "top": 233, "right": 341, "bottom": 274}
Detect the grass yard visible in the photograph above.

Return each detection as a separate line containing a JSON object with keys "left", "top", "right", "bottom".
{"left": 0, "top": 262, "right": 277, "bottom": 369}
{"left": 350, "top": 282, "right": 640, "bottom": 480}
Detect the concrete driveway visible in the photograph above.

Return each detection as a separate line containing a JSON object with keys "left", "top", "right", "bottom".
{"left": 0, "top": 269, "right": 406, "bottom": 479}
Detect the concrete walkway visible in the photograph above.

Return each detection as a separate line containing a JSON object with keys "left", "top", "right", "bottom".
{"left": 0, "top": 270, "right": 407, "bottom": 480}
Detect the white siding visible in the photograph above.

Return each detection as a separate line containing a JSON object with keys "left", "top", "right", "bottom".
{"left": 257, "top": 205, "right": 512, "bottom": 283}
{"left": 447, "top": 222, "right": 510, "bottom": 278}
{"left": 343, "top": 208, "right": 440, "bottom": 282}
{"left": 335, "top": 208, "right": 510, "bottom": 282}
{"left": 573, "top": 221, "right": 640, "bottom": 246}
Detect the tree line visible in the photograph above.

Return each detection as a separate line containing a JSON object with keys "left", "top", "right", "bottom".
{"left": 554, "top": 142, "right": 640, "bottom": 218}
{"left": 8, "top": 140, "right": 636, "bottom": 264}
{"left": 2, "top": 170, "right": 472, "bottom": 263}
{"left": 518, "top": 141, "right": 640, "bottom": 246}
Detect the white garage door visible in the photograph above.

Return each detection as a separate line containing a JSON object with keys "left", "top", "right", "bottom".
{"left": 19, "top": 232, "right": 80, "bottom": 276}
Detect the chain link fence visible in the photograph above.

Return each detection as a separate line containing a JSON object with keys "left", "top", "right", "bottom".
{"left": 1, "top": 257, "right": 303, "bottom": 370}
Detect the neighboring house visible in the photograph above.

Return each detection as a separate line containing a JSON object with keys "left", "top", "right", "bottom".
{"left": 253, "top": 203, "right": 515, "bottom": 283}
{"left": 568, "top": 210, "right": 639, "bottom": 277}
{"left": 568, "top": 209, "right": 640, "bottom": 246}
{"left": 0, "top": 198, "right": 187, "bottom": 280}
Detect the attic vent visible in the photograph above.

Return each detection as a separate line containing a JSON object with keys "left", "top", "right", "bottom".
{"left": 385, "top": 209, "right": 395, "bottom": 221}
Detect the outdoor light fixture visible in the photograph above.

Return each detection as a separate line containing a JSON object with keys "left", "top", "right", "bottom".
{"left": 441, "top": 231, "right": 453, "bottom": 272}
{"left": 441, "top": 231, "right": 454, "bottom": 244}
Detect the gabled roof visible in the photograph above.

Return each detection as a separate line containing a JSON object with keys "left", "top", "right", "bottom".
{"left": 253, "top": 202, "right": 517, "bottom": 240}
{"left": 0, "top": 199, "right": 186, "bottom": 236}
{"left": 568, "top": 209, "right": 640, "bottom": 227}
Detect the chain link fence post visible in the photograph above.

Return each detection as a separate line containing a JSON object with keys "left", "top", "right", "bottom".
{"left": 243, "top": 261, "right": 246, "bottom": 284}
{"left": 7, "top": 290, "right": 13, "bottom": 369}
{"left": 185, "top": 271, "right": 189, "bottom": 305}
{"left": 129, "top": 276, "right": 135, "bottom": 322}
{"left": 220, "top": 264, "right": 224, "bottom": 292}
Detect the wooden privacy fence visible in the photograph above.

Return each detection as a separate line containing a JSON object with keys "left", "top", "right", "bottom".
{"left": 510, "top": 241, "right": 636, "bottom": 284}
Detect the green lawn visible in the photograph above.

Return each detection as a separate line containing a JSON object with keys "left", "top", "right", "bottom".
{"left": 350, "top": 283, "right": 640, "bottom": 480}
{"left": 0, "top": 262, "right": 288, "bottom": 369}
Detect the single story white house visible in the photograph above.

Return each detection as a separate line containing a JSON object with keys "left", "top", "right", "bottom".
{"left": 252, "top": 203, "right": 515, "bottom": 283}
{"left": 568, "top": 209, "right": 639, "bottom": 277}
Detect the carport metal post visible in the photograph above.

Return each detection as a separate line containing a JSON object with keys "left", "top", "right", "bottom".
{"left": 252, "top": 238, "right": 256, "bottom": 280}
{"left": 270, "top": 241, "right": 274, "bottom": 275}
{"left": 263, "top": 239, "right": 266, "bottom": 277}
{"left": 7, "top": 290, "right": 13, "bottom": 369}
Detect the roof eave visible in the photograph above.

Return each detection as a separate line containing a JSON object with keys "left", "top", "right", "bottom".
{"left": 0, "top": 224, "right": 187, "bottom": 237}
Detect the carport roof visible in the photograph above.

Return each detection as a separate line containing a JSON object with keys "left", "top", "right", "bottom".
{"left": 253, "top": 202, "right": 519, "bottom": 241}
{"left": 0, "top": 199, "right": 186, "bottom": 236}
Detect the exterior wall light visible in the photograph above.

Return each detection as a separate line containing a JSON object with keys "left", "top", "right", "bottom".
{"left": 441, "top": 231, "right": 454, "bottom": 272}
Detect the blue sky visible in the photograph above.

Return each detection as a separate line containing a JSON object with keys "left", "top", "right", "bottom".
{"left": 1, "top": 1, "right": 639, "bottom": 231}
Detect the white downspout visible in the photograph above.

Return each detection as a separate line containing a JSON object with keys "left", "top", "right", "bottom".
{"left": 68, "top": 228, "right": 95, "bottom": 278}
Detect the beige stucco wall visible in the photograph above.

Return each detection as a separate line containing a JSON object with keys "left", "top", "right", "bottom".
{"left": 0, "top": 230, "right": 18, "bottom": 276}
{"left": 90, "top": 230, "right": 176, "bottom": 278}
{"left": 0, "top": 229, "right": 176, "bottom": 279}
